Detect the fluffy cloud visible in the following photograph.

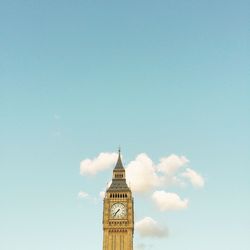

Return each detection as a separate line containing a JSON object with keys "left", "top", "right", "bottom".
{"left": 80, "top": 152, "right": 118, "bottom": 175}
{"left": 80, "top": 152, "right": 205, "bottom": 192}
{"left": 158, "top": 154, "right": 189, "bottom": 175}
{"left": 78, "top": 191, "right": 89, "bottom": 199}
{"left": 182, "top": 168, "right": 205, "bottom": 188}
{"left": 126, "top": 154, "right": 163, "bottom": 193}
{"left": 125, "top": 153, "right": 196, "bottom": 192}
{"left": 152, "top": 191, "right": 188, "bottom": 211}
{"left": 99, "top": 191, "right": 105, "bottom": 199}
{"left": 135, "top": 217, "right": 168, "bottom": 238}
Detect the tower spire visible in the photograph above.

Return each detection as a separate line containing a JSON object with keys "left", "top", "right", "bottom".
{"left": 114, "top": 147, "right": 124, "bottom": 170}
{"left": 108, "top": 147, "right": 129, "bottom": 191}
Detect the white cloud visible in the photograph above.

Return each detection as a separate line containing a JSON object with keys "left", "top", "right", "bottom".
{"left": 80, "top": 152, "right": 205, "bottom": 193}
{"left": 99, "top": 191, "right": 105, "bottom": 199}
{"left": 78, "top": 191, "right": 89, "bottom": 199}
{"left": 125, "top": 153, "right": 193, "bottom": 192}
{"left": 80, "top": 152, "right": 118, "bottom": 175}
{"left": 126, "top": 154, "right": 163, "bottom": 193}
{"left": 152, "top": 191, "right": 188, "bottom": 211}
{"left": 135, "top": 217, "right": 168, "bottom": 238}
{"left": 182, "top": 168, "right": 205, "bottom": 188}
{"left": 158, "top": 154, "right": 189, "bottom": 175}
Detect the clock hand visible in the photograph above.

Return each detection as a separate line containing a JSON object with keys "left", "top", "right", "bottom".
{"left": 114, "top": 209, "right": 120, "bottom": 216}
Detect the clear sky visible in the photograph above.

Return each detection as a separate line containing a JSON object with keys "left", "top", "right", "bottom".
{"left": 0, "top": 0, "right": 249, "bottom": 249}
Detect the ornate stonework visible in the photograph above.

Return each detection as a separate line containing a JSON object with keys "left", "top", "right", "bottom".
{"left": 102, "top": 151, "right": 134, "bottom": 250}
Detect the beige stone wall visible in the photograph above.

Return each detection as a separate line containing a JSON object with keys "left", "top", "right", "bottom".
{"left": 103, "top": 230, "right": 133, "bottom": 250}
{"left": 102, "top": 192, "right": 134, "bottom": 250}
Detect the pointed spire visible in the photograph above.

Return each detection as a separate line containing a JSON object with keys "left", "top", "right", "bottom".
{"left": 107, "top": 147, "right": 130, "bottom": 191}
{"left": 114, "top": 147, "right": 124, "bottom": 170}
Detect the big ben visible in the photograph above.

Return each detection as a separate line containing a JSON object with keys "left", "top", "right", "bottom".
{"left": 102, "top": 150, "right": 134, "bottom": 250}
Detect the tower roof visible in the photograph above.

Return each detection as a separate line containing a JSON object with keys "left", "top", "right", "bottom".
{"left": 107, "top": 148, "right": 130, "bottom": 192}
{"left": 107, "top": 179, "right": 129, "bottom": 191}
{"left": 114, "top": 149, "right": 124, "bottom": 170}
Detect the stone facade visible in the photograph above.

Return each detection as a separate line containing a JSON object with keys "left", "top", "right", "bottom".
{"left": 102, "top": 152, "right": 134, "bottom": 250}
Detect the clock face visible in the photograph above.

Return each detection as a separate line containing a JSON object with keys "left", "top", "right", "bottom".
{"left": 111, "top": 203, "right": 127, "bottom": 219}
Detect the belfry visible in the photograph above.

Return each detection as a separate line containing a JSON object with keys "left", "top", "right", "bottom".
{"left": 102, "top": 150, "right": 134, "bottom": 250}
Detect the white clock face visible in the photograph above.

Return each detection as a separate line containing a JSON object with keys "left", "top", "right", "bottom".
{"left": 111, "top": 203, "right": 127, "bottom": 219}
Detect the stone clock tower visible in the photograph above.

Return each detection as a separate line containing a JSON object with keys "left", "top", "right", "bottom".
{"left": 102, "top": 150, "right": 134, "bottom": 250}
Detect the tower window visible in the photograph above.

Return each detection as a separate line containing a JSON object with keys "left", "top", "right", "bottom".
{"left": 115, "top": 173, "right": 124, "bottom": 178}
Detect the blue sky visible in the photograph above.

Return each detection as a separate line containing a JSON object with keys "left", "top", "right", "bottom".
{"left": 0, "top": 0, "right": 249, "bottom": 249}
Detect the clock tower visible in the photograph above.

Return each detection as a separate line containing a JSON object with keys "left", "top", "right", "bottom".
{"left": 102, "top": 150, "right": 134, "bottom": 250}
